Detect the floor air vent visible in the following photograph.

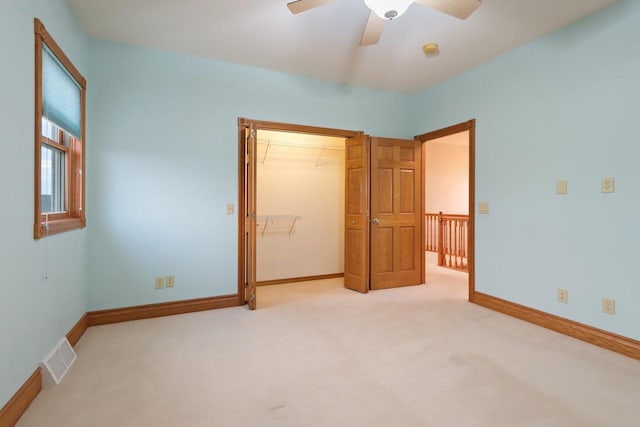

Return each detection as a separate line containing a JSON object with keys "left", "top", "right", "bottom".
{"left": 41, "top": 337, "right": 77, "bottom": 385}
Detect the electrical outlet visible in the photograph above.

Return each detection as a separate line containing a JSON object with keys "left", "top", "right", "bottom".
{"left": 601, "top": 177, "right": 615, "bottom": 193}
{"left": 166, "top": 275, "right": 175, "bottom": 288}
{"left": 557, "top": 288, "right": 568, "bottom": 304}
{"left": 155, "top": 276, "right": 165, "bottom": 289}
{"left": 602, "top": 298, "right": 616, "bottom": 315}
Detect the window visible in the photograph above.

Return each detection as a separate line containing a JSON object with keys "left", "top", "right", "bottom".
{"left": 34, "top": 18, "right": 86, "bottom": 238}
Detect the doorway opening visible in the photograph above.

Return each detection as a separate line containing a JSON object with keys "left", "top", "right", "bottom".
{"left": 237, "top": 118, "right": 361, "bottom": 309}
{"left": 416, "top": 120, "right": 475, "bottom": 301}
{"left": 254, "top": 130, "right": 347, "bottom": 287}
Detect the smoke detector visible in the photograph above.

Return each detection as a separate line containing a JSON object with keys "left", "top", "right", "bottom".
{"left": 422, "top": 43, "right": 440, "bottom": 56}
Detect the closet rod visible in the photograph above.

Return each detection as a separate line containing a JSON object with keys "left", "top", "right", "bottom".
{"left": 256, "top": 138, "right": 344, "bottom": 152}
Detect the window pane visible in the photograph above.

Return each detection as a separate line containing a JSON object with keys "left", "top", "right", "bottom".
{"left": 41, "top": 144, "right": 66, "bottom": 213}
{"left": 42, "top": 117, "right": 59, "bottom": 142}
{"left": 42, "top": 44, "right": 81, "bottom": 139}
{"left": 41, "top": 117, "right": 72, "bottom": 148}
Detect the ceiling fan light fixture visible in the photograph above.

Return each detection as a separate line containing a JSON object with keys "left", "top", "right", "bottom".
{"left": 364, "top": 0, "right": 414, "bottom": 20}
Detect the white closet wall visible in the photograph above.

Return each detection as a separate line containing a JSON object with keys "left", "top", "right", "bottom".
{"left": 256, "top": 130, "right": 345, "bottom": 282}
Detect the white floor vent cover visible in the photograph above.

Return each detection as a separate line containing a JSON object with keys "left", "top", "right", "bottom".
{"left": 41, "top": 337, "right": 77, "bottom": 385}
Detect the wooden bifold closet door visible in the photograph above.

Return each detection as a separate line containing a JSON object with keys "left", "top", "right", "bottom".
{"left": 245, "top": 126, "right": 257, "bottom": 309}
{"left": 344, "top": 134, "right": 369, "bottom": 293}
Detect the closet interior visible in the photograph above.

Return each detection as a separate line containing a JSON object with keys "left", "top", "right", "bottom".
{"left": 256, "top": 130, "right": 347, "bottom": 285}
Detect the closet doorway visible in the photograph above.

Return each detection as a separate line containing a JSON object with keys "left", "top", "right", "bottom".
{"left": 254, "top": 130, "right": 346, "bottom": 287}
{"left": 238, "top": 119, "right": 361, "bottom": 309}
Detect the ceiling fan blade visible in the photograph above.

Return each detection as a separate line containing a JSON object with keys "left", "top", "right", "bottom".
{"left": 287, "top": 0, "right": 336, "bottom": 14}
{"left": 359, "top": 11, "right": 385, "bottom": 46}
{"left": 414, "top": 0, "right": 481, "bottom": 20}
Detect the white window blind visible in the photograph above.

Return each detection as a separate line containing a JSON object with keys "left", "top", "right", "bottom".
{"left": 42, "top": 44, "right": 81, "bottom": 138}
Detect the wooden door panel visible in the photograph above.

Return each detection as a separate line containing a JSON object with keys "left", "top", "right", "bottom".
{"left": 399, "top": 226, "right": 416, "bottom": 271}
{"left": 344, "top": 134, "right": 369, "bottom": 293}
{"left": 377, "top": 227, "right": 394, "bottom": 273}
{"left": 399, "top": 169, "right": 415, "bottom": 213}
{"left": 347, "top": 143, "right": 363, "bottom": 161}
{"left": 377, "top": 144, "right": 394, "bottom": 161}
{"left": 347, "top": 168, "right": 364, "bottom": 214}
{"left": 346, "top": 228, "right": 363, "bottom": 277}
{"left": 399, "top": 146, "right": 415, "bottom": 161}
{"left": 378, "top": 168, "right": 394, "bottom": 213}
{"left": 370, "top": 137, "right": 423, "bottom": 290}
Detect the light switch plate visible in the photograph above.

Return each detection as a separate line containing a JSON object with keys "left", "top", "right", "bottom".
{"left": 602, "top": 298, "right": 616, "bottom": 315}
{"left": 479, "top": 202, "right": 489, "bottom": 214}
{"left": 226, "top": 203, "right": 234, "bottom": 215}
{"left": 601, "top": 177, "right": 614, "bottom": 193}
{"left": 556, "top": 180, "right": 567, "bottom": 195}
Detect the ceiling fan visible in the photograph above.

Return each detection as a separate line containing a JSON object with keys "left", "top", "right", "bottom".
{"left": 287, "top": 0, "right": 481, "bottom": 46}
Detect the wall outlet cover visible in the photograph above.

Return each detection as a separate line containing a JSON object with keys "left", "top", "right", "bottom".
{"left": 601, "top": 177, "right": 615, "bottom": 193}
{"left": 557, "top": 288, "right": 568, "bottom": 304}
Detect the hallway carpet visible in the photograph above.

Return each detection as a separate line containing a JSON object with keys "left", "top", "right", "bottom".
{"left": 17, "top": 266, "right": 640, "bottom": 426}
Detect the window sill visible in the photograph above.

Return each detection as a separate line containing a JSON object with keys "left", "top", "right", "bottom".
{"left": 34, "top": 217, "right": 85, "bottom": 239}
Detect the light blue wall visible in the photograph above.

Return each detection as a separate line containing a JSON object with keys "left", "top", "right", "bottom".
{"left": 0, "top": 0, "right": 88, "bottom": 409}
{"left": 410, "top": 0, "right": 639, "bottom": 339}
{"left": 3, "top": 0, "right": 637, "bottom": 409}
{"left": 87, "top": 40, "right": 413, "bottom": 310}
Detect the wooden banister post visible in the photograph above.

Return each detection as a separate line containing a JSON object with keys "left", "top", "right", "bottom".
{"left": 437, "top": 211, "right": 444, "bottom": 266}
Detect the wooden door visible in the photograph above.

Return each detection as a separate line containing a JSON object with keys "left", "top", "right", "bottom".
{"left": 370, "top": 137, "right": 423, "bottom": 290}
{"left": 344, "top": 134, "right": 369, "bottom": 293}
{"left": 245, "top": 126, "right": 257, "bottom": 309}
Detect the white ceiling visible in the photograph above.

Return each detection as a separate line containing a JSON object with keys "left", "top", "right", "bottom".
{"left": 68, "top": 0, "right": 616, "bottom": 93}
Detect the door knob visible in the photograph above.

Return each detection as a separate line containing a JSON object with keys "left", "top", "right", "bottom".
{"left": 372, "top": 218, "right": 380, "bottom": 225}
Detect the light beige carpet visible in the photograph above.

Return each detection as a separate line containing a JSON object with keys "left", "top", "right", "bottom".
{"left": 17, "top": 264, "right": 640, "bottom": 426}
